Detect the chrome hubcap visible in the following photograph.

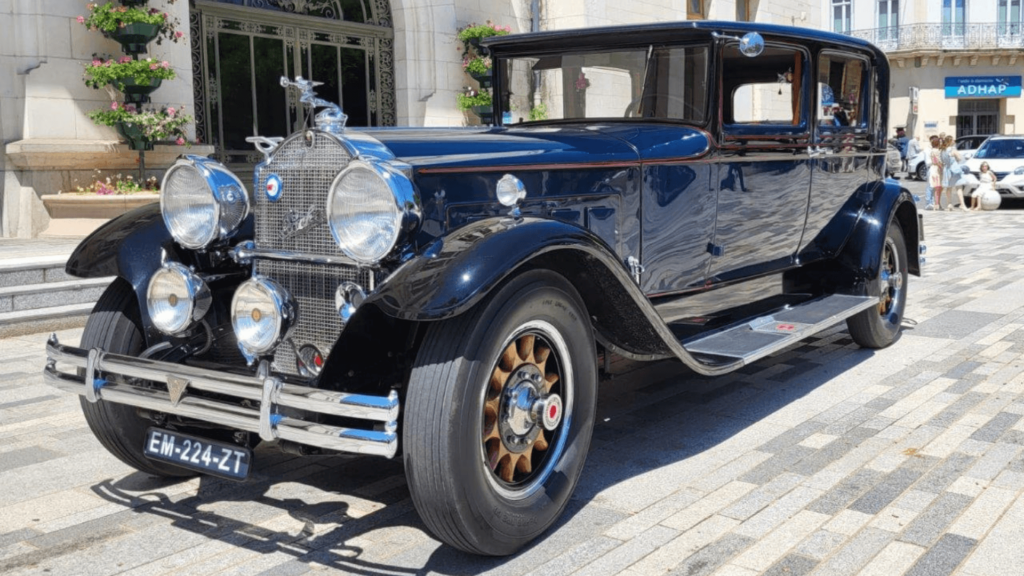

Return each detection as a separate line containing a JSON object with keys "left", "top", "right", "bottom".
{"left": 879, "top": 237, "right": 902, "bottom": 317}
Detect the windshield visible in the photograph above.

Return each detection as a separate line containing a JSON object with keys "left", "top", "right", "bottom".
{"left": 499, "top": 45, "right": 709, "bottom": 124}
{"left": 975, "top": 139, "right": 1024, "bottom": 159}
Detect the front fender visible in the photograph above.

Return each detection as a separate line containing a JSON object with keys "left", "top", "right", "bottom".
{"left": 367, "top": 217, "right": 626, "bottom": 321}
{"left": 836, "top": 180, "right": 921, "bottom": 281}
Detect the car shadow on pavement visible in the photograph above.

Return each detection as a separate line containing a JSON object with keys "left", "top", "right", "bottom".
{"left": 88, "top": 331, "right": 877, "bottom": 574}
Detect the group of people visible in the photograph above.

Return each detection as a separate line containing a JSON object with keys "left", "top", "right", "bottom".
{"left": 893, "top": 128, "right": 998, "bottom": 212}
{"left": 922, "top": 133, "right": 996, "bottom": 212}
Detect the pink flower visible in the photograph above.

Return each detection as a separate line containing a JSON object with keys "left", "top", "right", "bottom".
{"left": 175, "top": 31, "right": 184, "bottom": 39}
{"left": 162, "top": 12, "right": 168, "bottom": 20}
{"left": 167, "top": 107, "right": 176, "bottom": 117}
{"left": 118, "top": 56, "right": 131, "bottom": 64}
{"left": 104, "top": 60, "right": 112, "bottom": 67}
{"left": 160, "top": 61, "right": 169, "bottom": 68}
{"left": 176, "top": 137, "right": 185, "bottom": 146}
{"left": 110, "top": 101, "right": 119, "bottom": 110}
{"left": 92, "top": 59, "right": 102, "bottom": 66}
{"left": 125, "top": 104, "right": 136, "bottom": 112}
{"left": 150, "top": 63, "right": 158, "bottom": 70}
{"left": 504, "top": 25, "right": 511, "bottom": 32}
{"left": 76, "top": 15, "right": 85, "bottom": 23}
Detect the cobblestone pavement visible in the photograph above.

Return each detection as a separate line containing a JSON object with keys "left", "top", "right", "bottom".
{"left": 2, "top": 181, "right": 1024, "bottom": 575}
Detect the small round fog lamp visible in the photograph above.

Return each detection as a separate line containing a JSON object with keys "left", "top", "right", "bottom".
{"left": 146, "top": 262, "right": 211, "bottom": 336}
{"left": 496, "top": 174, "right": 527, "bottom": 207}
{"left": 231, "top": 277, "right": 294, "bottom": 362}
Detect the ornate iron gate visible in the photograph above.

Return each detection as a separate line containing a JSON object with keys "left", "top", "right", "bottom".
{"left": 190, "top": 0, "right": 395, "bottom": 167}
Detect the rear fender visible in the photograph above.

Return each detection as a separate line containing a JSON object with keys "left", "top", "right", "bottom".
{"left": 836, "top": 181, "right": 921, "bottom": 281}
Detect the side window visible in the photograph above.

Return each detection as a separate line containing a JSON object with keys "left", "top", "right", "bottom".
{"left": 723, "top": 44, "right": 806, "bottom": 127}
{"left": 818, "top": 53, "right": 869, "bottom": 129}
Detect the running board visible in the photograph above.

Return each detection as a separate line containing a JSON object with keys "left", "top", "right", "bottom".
{"left": 681, "top": 294, "right": 877, "bottom": 364}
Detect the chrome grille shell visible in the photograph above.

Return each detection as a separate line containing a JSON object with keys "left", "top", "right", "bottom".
{"left": 253, "top": 132, "right": 370, "bottom": 376}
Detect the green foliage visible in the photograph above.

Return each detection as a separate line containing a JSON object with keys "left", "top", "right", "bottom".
{"left": 79, "top": 2, "right": 185, "bottom": 45}
{"left": 464, "top": 57, "right": 492, "bottom": 76}
{"left": 528, "top": 103, "right": 549, "bottom": 121}
{"left": 70, "top": 170, "right": 160, "bottom": 195}
{"left": 83, "top": 57, "right": 176, "bottom": 91}
{"left": 88, "top": 103, "right": 193, "bottom": 144}
{"left": 457, "top": 90, "right": 492, "bottom": 111}
{"left": 457, "top": 21, "right": 512, "bottom": 44}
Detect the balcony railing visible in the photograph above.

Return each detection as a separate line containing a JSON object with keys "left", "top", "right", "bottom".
{"left": 847, "top": 23, "right": 1024, "bottom": 52}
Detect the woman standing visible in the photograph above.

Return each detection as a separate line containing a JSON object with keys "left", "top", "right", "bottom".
{"left": 941, "top": 135, "right": 966, "bottom": 211}
{"left": 971, "top": 162, "right": 998, "bottom": 211}
{"left": 928, "top": 135, "right": 943, "bottom": 210}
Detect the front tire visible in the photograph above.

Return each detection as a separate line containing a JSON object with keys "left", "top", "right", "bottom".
{"left": 78, "top": 279, "right": 194, "bottom": 478}
{"left": 847, "top": 223, "right": 908, "bottom": 349}
{"left": 403, "top": 270, "right": 597, "bottom": 555}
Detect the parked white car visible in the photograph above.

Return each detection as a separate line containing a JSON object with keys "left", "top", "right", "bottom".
{"left": 965, "top": 135, "right": 1024, "bottom": 197}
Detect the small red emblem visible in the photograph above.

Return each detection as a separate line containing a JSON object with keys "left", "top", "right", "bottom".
{"left": 549, "top": 405, "right": 558, "bottom": 419}
{"left": 777, "top": 324, "right": 795, "bottom": 331}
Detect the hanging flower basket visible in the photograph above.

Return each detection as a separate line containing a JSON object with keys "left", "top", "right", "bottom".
{"left": 470, "top": 70, "right": 492, "bottom": 89}
{"left": 106, "top": 22, "right": 161, "bottom": 55}
{"left": 121, "top": 77, "right": 163, "bottom": 103}
{"left": 471, "top": 105, "right": 494, "bottom": 125}
{"left": 115, "top": 121, "right": 154, "bottom": 151}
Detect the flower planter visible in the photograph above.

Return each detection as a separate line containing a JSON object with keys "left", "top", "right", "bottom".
{"left": 115, "top": 121, "right": 154, "bottom": 151}
{"left": 470, "top": 105, "right": 494, "bottom": 125}
{"left": 470, "top": 70, "right": 492, "bottom": 89}
{"left": 119, "top": 0, "right": 151, "bottom": 9}
{"left": 41, "top": 193, "right": 160, "bottom": 220}
{"left": 105, "top": 22, "right": 161, "bottom": 55}
{"left": 119, "top": 77, "right": 163, "bottom": 104}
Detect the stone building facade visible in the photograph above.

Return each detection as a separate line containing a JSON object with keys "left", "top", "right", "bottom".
{"left": 831, "top": 0, "right": 1024, "bottom": 139}
{"left": 1, "top": 0, "right": 819, "bottom": 238}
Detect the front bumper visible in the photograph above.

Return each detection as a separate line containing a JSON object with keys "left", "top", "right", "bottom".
{"left": 43, "top": 335, "right": 399, "bottom": 458}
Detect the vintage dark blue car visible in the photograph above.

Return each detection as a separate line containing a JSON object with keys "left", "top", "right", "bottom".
{"left": 44, "top": 21, "right": 921, "bottom": 555}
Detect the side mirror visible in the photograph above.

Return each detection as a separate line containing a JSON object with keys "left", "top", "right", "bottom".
{"left": 739, "top": 32, "right": 764, "bottom": 57}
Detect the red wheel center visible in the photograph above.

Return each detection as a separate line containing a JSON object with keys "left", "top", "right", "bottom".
{"left": 549, "top": 405, "right": 558, "bottom": 420}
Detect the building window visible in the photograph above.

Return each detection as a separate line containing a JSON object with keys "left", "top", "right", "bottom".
{"left": 999, "top": 0, "right": 1022, "bottom": 38}
{"left": 943, "top": 0, "right": 966, "bottom": 37}
{"left": 877, "top": 0, "right": 898, "bottom": 38}
{"left": 832, "top": 0, "right": 851, "bottom": 34}
{"left": 688, "top": 0, "right": 705, "bottom": 20}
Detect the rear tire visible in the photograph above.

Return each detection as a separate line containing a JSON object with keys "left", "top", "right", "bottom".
{"left": 78, "top": 278, "right": 194, "bottom": 478}
{"left": 847, "top": 223, "right": 908, "bottom": 349}
{"left": 403, "top": 270, "right": 597, "bottom": 555}
{"left": 916, "top": 162, "right": 928, "bottom": 181}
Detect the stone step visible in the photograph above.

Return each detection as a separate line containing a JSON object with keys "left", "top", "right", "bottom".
{"left": 0, "top": 302, "right": 96, "bottom": 339}
{"left": 0, "top": 277, "right": 112, "bottom": 314}
{"left": 0, "top": 255, "right": 76, "bottom": 287}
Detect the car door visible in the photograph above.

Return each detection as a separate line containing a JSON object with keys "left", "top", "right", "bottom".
{"left": 709, "top": 41, "right": 812, "bottom": 284}
{"left": 799, "top": 50, "right": 873, "bottom": 261}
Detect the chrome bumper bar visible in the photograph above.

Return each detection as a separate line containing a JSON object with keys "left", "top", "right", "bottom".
{"left": 43, "top": 335, "right": 399, "bottom": 458}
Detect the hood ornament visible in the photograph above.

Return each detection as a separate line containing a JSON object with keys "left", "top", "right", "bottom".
{"left": 280, "top": 75, "right": 348, "bottom": 134}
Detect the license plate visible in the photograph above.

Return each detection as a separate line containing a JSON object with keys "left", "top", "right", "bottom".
{"left": 144, "top": 428, "right": 251, "bottom": 480}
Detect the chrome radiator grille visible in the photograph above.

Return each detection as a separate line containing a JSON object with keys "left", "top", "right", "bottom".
{"left": 253, "top": 132, "right": 350, "bottom": 254}
{"left": 253, "top": 133, "right": 361, "bottom": 377}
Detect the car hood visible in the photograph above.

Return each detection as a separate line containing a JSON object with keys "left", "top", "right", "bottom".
{"left": 966, "top": 157, "right": 1024, "bottom": 174}
{"left": 355, "top": 124, "right": 711, "bottom": 170}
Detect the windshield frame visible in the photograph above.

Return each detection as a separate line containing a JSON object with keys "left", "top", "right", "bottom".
{"left": 494, "top": 42, "right": 713, "bottom": 129}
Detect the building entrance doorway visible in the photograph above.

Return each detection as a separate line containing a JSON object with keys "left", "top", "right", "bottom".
{"left": 957, "top": 99, "right": 999, "bottom": 136}
{"left": 190, "top": 0, "right": 396, "bottom": 172}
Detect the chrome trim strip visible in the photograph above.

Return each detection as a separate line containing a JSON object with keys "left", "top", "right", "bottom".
{"left": 231, "top": 240, "right": 363, "bottom": 268}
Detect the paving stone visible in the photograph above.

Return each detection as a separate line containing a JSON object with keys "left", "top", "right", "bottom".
{"left": 577, "top": 525, "right": 679, "bottom": 576}
{"left": 911, "top": 311, "right": 1003, "bottom": 340}
{"left": 856, "top": 540, "right": 926, "bottom": 576}
{"left": 899, "top": 491, "right": 974, "bottom": 547}
{"left": 807, "top": 468, "right": 884, "bottom": 515}
{"left": 721, "top": 473, "right": 803, "bottom": 521}
{"left": 915, "top": 452, "right": 977, "bottom": 493}
{"left": 760, "top": 553, "right": 818, "bottom": 576}
{"left": 738, "top": 445, "right": 815, "bottom": 485}
{"left": 971, "top": 412, "right": 1024, "bottom": 443}
{"left": 665, "top": 533, "right": 755, "bottom": 576}
{"left": 758, "top": 421, "right": 826, "bottom": 454}
{"left": 812, "top": 527, "right": 895, "bottom": 576}
{"left": 904, "top": 533, "right": 977, "bottom": 576}
{"left": 795, "top": 529, "right": 846, "bottom": 560}
{"left": 848, "top": 461, "right": 931, "bottom": 515}
{"left": 0, "top": 447, "right": 63, "bottom": 474}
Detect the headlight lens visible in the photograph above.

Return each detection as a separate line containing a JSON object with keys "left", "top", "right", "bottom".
{"left": 161, "top": 156, "right": 249, "bottom": 250}
{"left": 231, "top": 277, "right": 293, "bottom": 362}
{"left": 146, "top": 262, "right": 211, "bottom": 335}
{"left": 1014, "top": 166, "right": 1024, "bottom": 176}
{"left": 327, "top": 160, "right": 418, "bottom": 265}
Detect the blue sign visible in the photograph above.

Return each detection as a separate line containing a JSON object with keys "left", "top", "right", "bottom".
{"left": 945, "top": 76, "right": 1022, "bottom": 98}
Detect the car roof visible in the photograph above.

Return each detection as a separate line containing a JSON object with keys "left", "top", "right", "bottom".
{"left": 482, "top": 20, "right": 887, "bottom": 63}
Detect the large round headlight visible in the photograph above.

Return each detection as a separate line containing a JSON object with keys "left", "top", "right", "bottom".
{"left": 327, "top": 160, "right": 419, "bottom": 265}
{"left": 161, "top": 156, "right": 249, "bottom": 250}
{"left": 146, "top": 262, "right": 212, "bottom": 335}
{"left": 231, "top": 277, "right": 294, "bottom": 363}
